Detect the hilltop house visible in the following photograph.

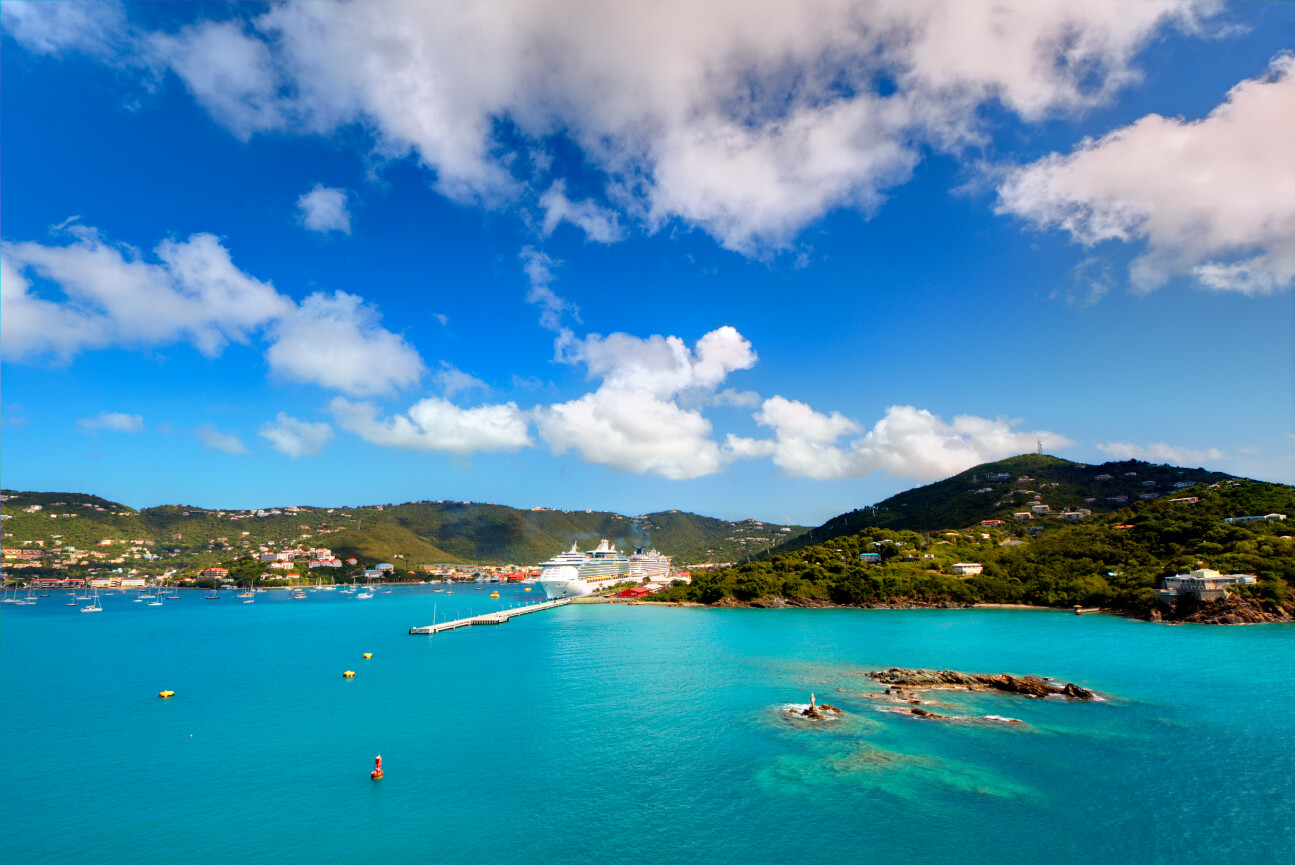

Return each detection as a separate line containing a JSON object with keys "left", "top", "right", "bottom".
{"left": 858, "top": 552, "right": 882, "bottom": 563}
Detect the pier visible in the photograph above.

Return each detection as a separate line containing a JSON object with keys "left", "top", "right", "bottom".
{"left": 409, "top": 597, "right": 573, "bottom": 635}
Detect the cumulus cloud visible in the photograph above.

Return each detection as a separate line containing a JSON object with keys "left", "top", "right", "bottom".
{"left": 1, "top": 227, "right": 292, "bottom": 361}
{"left": 195, "top": 423, "right": 248, "bottom": 455}
{"left": 733, "top": 400, "right": 1072, "bottom": 481}
{"left": 331, "top": 396, "right": 531, "bottom": 455}
{"left": 998, "top": 54, "right": 1295, "bottom": 295}
{"left": 258, "top": 412, "right": 333, "bottom": 458}
{"left": 77, "top": 411, "right": 144, "bottom": 434}
{"left": 265, "top": 291, "right": 425, "bottom": 396}
{"left": 3, "top": 226, "right": 425, "bottom": 397}
{"left": 1096, "top": 441, "right": 1227, "bottom": 465}
{"left": 535, "top": 326, "right": 758, "bottom": 479}
{"left": 296, "top": 184, "right": 351, "bottom": 234}
{"left": 8, "top": 0, "right": 1214, "bottom": 253}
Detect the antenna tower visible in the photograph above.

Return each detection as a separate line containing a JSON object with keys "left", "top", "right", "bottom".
{"left": 1037, "top": 439, "right": 1043, "bottom": 455}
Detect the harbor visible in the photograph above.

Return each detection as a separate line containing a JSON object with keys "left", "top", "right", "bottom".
{"left": 408, "top": 596, "right": 575, "bottom": 634}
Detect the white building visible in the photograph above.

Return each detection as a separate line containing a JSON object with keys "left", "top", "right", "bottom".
{"left": 1157, "top": 568, "right": 1257, "bottom": 603}
{"left": 950, "top": 563, "right": 983, "bottom": 576}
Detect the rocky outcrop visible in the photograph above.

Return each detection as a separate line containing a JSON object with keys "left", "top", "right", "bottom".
{"left": 1153, "top": 595, "right": 1295, "bottom": 625}
{"left": 867, "top": 667, "right": 1095, "bottom": 700}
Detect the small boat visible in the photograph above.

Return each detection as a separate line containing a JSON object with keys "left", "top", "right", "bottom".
{"left": 81, "top": 591, "right": 103, "bottom": 613}
{"left": 489, "top": 591, "right": 500, "bottom": 598}
{"left": 204, "top": 593, "right": 220, "bottom": 600}
{"left": 356, "top": 590, "right": 374, "bottom": 599}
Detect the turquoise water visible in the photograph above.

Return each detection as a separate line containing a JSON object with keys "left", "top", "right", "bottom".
{"left": 3, "top": 587, "right": 1293, "bottom": 865}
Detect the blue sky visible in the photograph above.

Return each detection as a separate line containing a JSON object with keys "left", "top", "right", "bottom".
{"left": 2, "top": 0, "right": 1292, "bottom": 526}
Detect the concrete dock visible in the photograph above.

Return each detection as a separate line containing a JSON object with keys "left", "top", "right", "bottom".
{"left": 409, "top": 597, "right": 573, "bottom": 635}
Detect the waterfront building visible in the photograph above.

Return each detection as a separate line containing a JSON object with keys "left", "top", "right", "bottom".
{"left": 1157, "top": 568, "right": 1257, "bottom": 603}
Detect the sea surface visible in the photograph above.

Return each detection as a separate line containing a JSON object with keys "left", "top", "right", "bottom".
{"left": 3, "top": 586, "right": 1293, "bottom": 865}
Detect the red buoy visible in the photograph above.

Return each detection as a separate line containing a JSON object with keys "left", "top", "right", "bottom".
{"left": 370, "top": 755, "right": 383, "bottom": 780}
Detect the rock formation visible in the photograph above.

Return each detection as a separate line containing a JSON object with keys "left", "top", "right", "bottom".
{"left": 867, "top": 668, "right": 1095, "bottom": 700}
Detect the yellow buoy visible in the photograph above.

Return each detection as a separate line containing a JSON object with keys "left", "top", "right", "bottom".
{"left": 363, "top": 652, "right": 373, "bottom": 659}
{"left": 343, "top": 670, "right": 356, "bottom": 678}
{"left": 524, "top": 587, "right": 532, "bottom": 592}
{"left": 158, "top": 690, "right": 175, "bottom": 699}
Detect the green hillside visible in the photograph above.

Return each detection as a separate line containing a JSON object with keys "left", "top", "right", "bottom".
{"left": 653, "top": 471, "right": 1295, "bottom": 615}
{"left": 781, "top": 454, "right": 1237, "bottom": 551}
{"left": 0, "top": 491, "right": 808, "bottom": 579}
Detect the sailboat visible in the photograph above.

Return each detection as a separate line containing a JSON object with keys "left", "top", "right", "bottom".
{"left": 80, "top": 590, "right": 103, "bottom": 613}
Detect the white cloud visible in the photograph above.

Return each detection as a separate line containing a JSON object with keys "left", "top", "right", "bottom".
{"left": 712, "top": 388, "right": 762, "bottom": 409}
{"left": 296, "top": 184, "right": 352, "bottom": 234}
{"left": 265, "top": 291, "right": 425, "bottom": 396}
{"left": 148, "top": 19, "right": 286, "bottom": 140}
{"left": 433, "top": 362, "right": 488, "bottom": 398}
{"left": 195, "top": 423, "right": 248, "bottom": 455}
{"left": 736, "top": 400, "right": 1072, "bottom": 481}
{"left": 1, "top": 228, "right": 293, "bottom": 361}
{"left": 1096, "top": 441, "right": 1227, "bottom": 465}
{"left": 77, "top": 411, "right": 144, "bottom": 434}
{"left": 331, "top": 396, "right": 531, "bottom": 455}
{"left": 535, "top": 325, "right": 758, "bottom": 479}
{"left": 539, "top": 180, "right": 625, "bottom": 243}
{"left": 16, "top": 0, "right": 1213, "bottom": 253}
{"left": 520, "top": 246, "right": 576, "bottom": 333}
{"left": 998, "top": 54, "right": 1295, "bottom": 295}
{"left": 0, "top": 0, "right": 128, "bottom": 58}
{"left": 258, "top": 412, "right": 333, "bottom": 458}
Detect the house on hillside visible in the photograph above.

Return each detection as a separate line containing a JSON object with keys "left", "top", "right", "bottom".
{"left": 1157, "top": 569, "right": 1256, "bottom": 603}
{"left": 950, "top": 563, "right": 983, "bottom": 576}
{"left": 858, "top": 552, "right": 882, "bottom": 563}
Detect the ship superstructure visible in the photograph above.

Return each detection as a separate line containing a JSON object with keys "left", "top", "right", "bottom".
{"left": 628, "top": 547, "right": 673, "bottom": 583}
{"left": 536, "top": 539, "right": 630, "bottom": 598}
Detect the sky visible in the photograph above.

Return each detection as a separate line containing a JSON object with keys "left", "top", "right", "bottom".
{"left": 2, "top": 0, "right": 1293, "bottom": 526}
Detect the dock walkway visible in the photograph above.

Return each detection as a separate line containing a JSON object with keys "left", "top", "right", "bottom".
{"left": 409, "top": 597, "right": 572, "bottom": 635}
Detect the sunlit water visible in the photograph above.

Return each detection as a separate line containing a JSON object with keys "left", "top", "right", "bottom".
{"left": 3, "top": 587, "right": 1293, "bottom": 864}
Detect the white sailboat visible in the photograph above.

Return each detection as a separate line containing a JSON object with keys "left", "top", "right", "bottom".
{"left": 80, "top": 590, "right": 103, "bottom": 613}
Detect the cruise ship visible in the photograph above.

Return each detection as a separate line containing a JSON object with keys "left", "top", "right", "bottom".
{"left": 536, "top": 539, "right": 630, "bottom": 599}
{"left": 628, "top": 547, "right": 673, "bottom": 583}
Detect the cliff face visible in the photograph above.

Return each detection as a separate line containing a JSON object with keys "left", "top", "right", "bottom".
{"left": 1150, "top": 595, "right": 1295, "bottom": 625}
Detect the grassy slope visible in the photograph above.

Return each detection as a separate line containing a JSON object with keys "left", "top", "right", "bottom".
{"left": 1, "top": 492, "right": 808, "bottom": 573}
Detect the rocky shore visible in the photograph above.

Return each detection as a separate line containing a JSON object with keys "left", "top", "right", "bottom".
{"left": 1146, "top": 595, "right": 1295, "bottom": 625}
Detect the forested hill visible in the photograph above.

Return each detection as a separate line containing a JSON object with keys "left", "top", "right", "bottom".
{"left": 0, "top": 491, "right": 807, "bottom": 572}
{"left": 653, "top": 476, "right": 1295, "bottom": 614}
{"left": 782, "top": 454, "right": 1238, "bottom": 552}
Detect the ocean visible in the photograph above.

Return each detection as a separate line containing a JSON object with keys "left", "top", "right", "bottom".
{"left": 3, "top": 585, "right": 1293, "bottom": 865}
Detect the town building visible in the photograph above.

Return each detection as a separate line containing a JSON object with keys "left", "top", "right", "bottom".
{"left": 950, "top": 563, "right": 983, "bottom": 576}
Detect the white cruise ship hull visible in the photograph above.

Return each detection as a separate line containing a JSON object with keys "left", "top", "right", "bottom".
{"left": 537, "top": 576, "right": 594, "bottom": 599}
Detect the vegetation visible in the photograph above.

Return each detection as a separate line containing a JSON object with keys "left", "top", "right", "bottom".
{"left": 0, "top": 491, "right": 807, "bottom": 581}
{"left": 652, "top": 474, "right": 1294, "bottom": 613}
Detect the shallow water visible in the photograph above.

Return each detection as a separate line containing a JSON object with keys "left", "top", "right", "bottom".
{"left": 3, "top": 588, "right": 1292, "bottom": 864}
